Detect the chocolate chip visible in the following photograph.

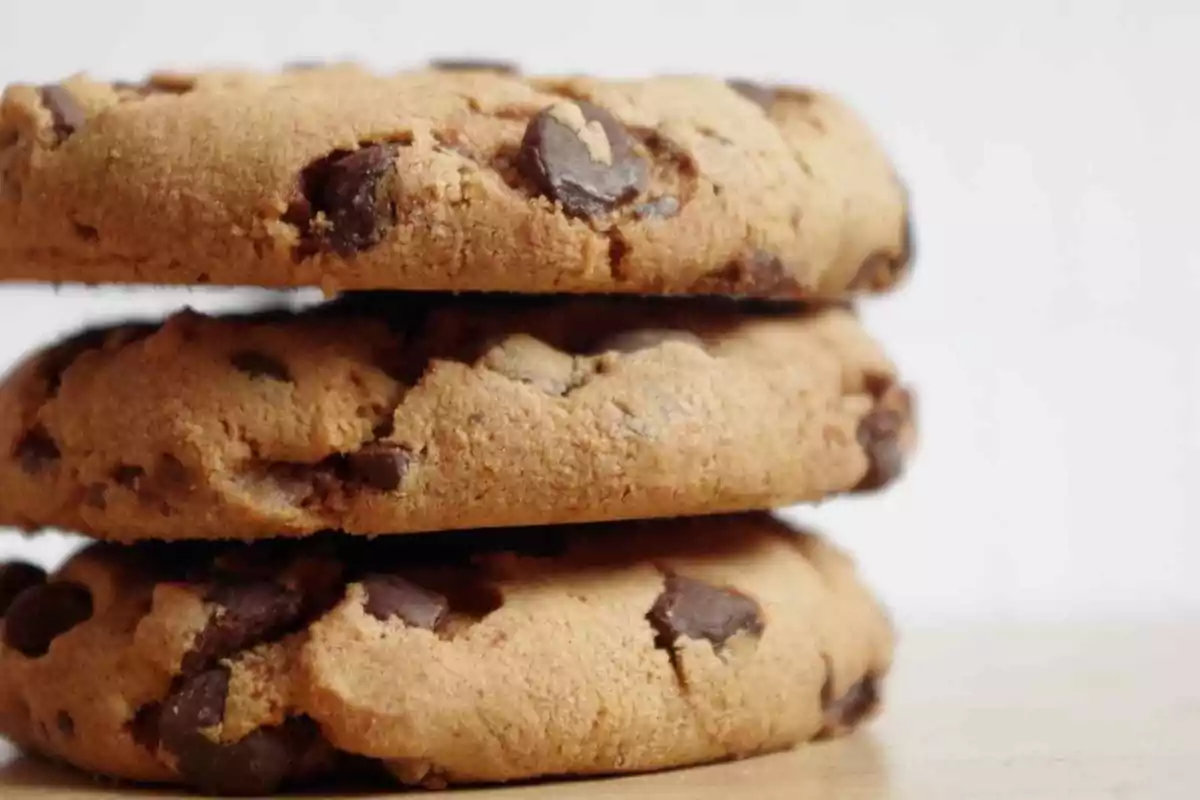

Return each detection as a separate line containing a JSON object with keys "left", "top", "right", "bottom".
{"left": 727, "top": 79, "right": 776, "bottom": 110}
{"left": 319, "top": 145, "right": 399, "bottom": 255}
{"left": 855, "top": 407, "right": 906, "bottom": 492}
{"left": 518, "top": 101, "right": 648, "bottom": 218}
{"left": 693, "top": 250, "right": 802, "bottom": 297}
{"left": 203, "top": 724, "right": 321, "bottom": 790}
{"left": 607, "top": 231, "right": 629, "bottom": 275}
{"left": 345, "top": 443, "right": 411, "bottom": 491}
{"left": 647, "top": 574, "right": 764, "bottom": 651}
{"left": 230, "top": 351, "right": 293, "bottom": 383}
{"left": 72, "top": 222, "right": 99, "bottom": 241}
{"left": 159, "top": 668, "right": 228, "bottom": 748}
{"left": 127, "top": 703, "right": 161, "bottom": 752}
{"left": 633, "top": 195, "right": 680, "bottom": 220}
{"left": 2, "top": 582, "right": 93, "bottom": 657}
{"left": 850, "top": 215, "right": 914, "bottom": 291}
{"left": 286, "top": 144, "right": 398, "bottom": 257}
{"left": 55, "top": 710, "right": 74, "bottom": 736}
{"left": 430, "top": 58, "right": 517, "bottom": 74}
{"left": 159, "top": 667, "right": 335, "bottom": 794}
{"left": 39, "top": 85, "right": 86, "bottom": 141}
{"left": 13, "top": 427, "right": 60, "bottom": 475}
{"left": 112, "top": 464, "right": 146, "bottom": 488}
{"left": 821, "top": 674, "right": 880, "bottom": 734}
{"left": 592, "top": 329, "right": 704, "bottom": 354}
{"left": 861, "top": 372, "right": 896, "bottom": 400}
{"left": 158, "top": 667, "right": 309, "bottom": 794}
{"left": 360, "top": 575, "right": 449, "bottom": 630}
{"left": 180, "top": 582, "right": 303, "bottom": 674}
{"left": 0, "top": 562, "right": 47, "bottom": 616}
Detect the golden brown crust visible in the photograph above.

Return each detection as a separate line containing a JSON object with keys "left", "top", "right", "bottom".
{"left": 0, "top": 294, "right": 916, "bottom": 542}
{"left": 0, "top": 68, "right": 910, "bottom": 298}
{"left": 0, "top": 514, "right": 893, "bottom": 790}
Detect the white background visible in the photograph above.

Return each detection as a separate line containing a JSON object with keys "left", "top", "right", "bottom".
{"left": 0, "top": 0, "right": 1196, "bottom": 624}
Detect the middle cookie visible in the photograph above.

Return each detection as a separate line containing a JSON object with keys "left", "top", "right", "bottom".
{"left": 0, "top": 293, "right": 915, "bottom": 542}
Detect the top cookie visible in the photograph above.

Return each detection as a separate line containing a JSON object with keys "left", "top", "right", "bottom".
{"left": 0, "top": 65, "right": 911, "bottom": 298}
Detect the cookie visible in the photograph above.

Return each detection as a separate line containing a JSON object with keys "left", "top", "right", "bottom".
{"left": 0, "top": 513, "right": 894, "bottom": 792}
{"left": 0, "top": 293, "right": 916, "bottom": 541}
{"left": 0, "top": 66, "right": 911, "bottom": 298}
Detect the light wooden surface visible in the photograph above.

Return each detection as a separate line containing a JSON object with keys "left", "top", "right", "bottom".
{"left": 1, "top": 620, "right": 1197, "bottom": 799}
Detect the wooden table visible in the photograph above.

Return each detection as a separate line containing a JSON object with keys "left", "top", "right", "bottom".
{"left": 2, "top": 621, "right": 1196, "bottom": 799}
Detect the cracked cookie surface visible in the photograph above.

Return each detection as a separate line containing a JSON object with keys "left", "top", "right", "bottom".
{"left": 0, "top": 293, "right": 916, "bottom": 542}
{"left": 0, "top": 513, "right": 894, "bottom": 792}
{"left": 0, "top": 65, "right": 911, "bottom": 298}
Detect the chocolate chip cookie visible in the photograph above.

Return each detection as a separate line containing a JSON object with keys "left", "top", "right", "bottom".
{"left": 0, "top": 66, "right": 911, "bottom": 298}
{"left": 0, "top": 293, "right": 915, "bottom": 541}
{"left": 0, "top": 513, "right": 894, "bottom": 792}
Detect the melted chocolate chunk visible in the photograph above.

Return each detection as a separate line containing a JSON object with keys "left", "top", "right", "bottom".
{"left": 13, "top": 427, "right": 60, "bottom": 475}
{"left": 158, "top": 667, "right": 326, "bottom": 794}
{"left": 2, "top": 582, "right": 93, "bottom": 657}
{"left": 855, "top": 408, "right": 907, "bottom": 492}
{"left": 647, "top": 574, "right": 764, "bottom": 651}
{"left": 180, "top": 581, "right": 304, "bottom": 674}
{"left": 727, "top": 79, "right": 777, "bottom": 110}
{"left": 822, "top": 674, "right": 881, "bottom": 734}
{"left": 518, "top": 101, "right": 647, "bottom": 218}
{"left": 286, "top": 144, "right": 399, "bottom": 257}
{"left": 0, "top": 562, "right": 47, "bottom": 616}
{"left": 40, "top": 85, "right": 86, "bottom": 142}
{"left": 360, "top": 575, "right": 449, "bottom": 630}
{"left": 344, "top": 443, "right": 411, "bottom": 491}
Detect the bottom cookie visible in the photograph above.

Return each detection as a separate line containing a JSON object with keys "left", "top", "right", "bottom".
{"left": 0, "top": 514, "right": 893, "bottom": 794}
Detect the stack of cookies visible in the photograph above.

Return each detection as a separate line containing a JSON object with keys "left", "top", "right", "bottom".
{"left": 0, "top": 64, "right": 915, "bottom": 794}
